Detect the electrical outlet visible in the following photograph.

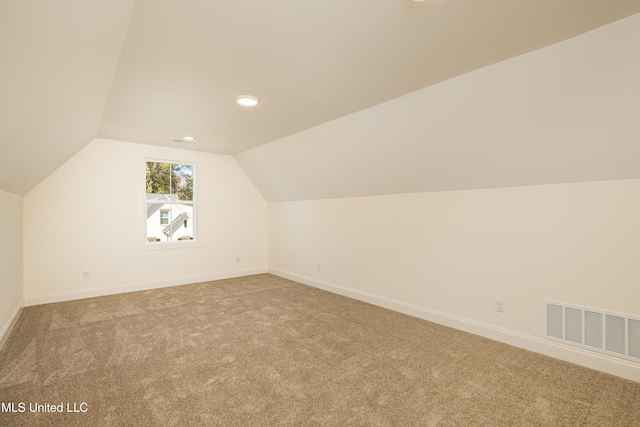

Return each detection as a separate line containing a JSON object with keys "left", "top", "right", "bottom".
{"left": 316, "top": 264, "right": 320, "bottom": 272}
{"left": 236, "top": 256, "right": 240, "bottom": 263}
{"left": 82, "top": 270, "right": 90, "bottom": 279}
{"left": 495, "top": 299, "right": 505, "bottom": 313}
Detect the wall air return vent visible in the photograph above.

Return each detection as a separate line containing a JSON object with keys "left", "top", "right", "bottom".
{"left": 544, "top": 300, "right": 640, "bottom": 363}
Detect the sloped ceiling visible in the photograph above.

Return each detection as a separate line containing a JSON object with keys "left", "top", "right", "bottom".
{"left": 0, "top": 0, "right": 136, "bottom": 195}
{"left": 237, "top": 12, "right": 640, "bottom": 201}
{"left": 1, "top": 0, "right": 640, "bottom": 196}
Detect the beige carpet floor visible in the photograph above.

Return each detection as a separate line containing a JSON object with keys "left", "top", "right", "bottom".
{"left": 0, "top": 274, "right": 639, "bottom": 426}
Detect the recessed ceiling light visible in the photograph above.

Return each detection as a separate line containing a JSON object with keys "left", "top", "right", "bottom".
{"left": 235, "top": 95, "right": 260, "bottom": 107}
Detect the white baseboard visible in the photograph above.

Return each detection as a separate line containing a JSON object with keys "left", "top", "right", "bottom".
{"left": 0, "top": 298, "right": 24, "bottom": 351}
{"left": 269, "top": 268, "right": 640, "bottom": 383}
{"left": 24, "top": 268, "right": 268, "bottom": 306}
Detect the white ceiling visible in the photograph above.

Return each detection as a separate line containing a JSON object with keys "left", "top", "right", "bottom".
{"left": 1, "top": 0, "right": 640, "bottom": 195}
{"left": 237, "top": 12, "right": 640, "bottom": 201}
{"left": 0, "top": 0, "right": 136, "bottom": 195}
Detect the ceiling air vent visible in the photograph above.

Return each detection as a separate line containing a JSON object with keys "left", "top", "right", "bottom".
{"left": 545, "top": 300, "right": 640, "bottom": 363}
{"left": 172, "top": 136, "right": 195, "bottom": 143}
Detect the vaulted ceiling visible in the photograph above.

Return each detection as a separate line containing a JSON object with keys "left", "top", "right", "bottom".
{"left": 1, "top": 0, "right": 640, "bottom": 196}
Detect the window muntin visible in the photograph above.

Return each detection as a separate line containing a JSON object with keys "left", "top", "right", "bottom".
{"left": 145, "top": 161, "right": 195, "bottom": 243}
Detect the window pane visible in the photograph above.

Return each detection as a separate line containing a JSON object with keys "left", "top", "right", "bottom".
{"left": 171, "top": 164, "right": 193, "bottom": 201}
{"left": 170, "top": 203, "right": 194, "bottom": 240}
{"left": 146, "top": 162, "right": 171, "bottom": 195}
{"left": 146, "top": 203, "right": 194, "bottom": 242}
{"left": 147, "top": 203, "right": 168, "bottom": 242}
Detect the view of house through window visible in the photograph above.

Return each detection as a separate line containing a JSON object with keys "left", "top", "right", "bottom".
{"left": 145, "top": 161, "right": 195, "bottom": 243}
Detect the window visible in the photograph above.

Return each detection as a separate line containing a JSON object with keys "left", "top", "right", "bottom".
{"left": 160, "top": 210, "right": 169, "bottom": 225}
{"left": 145, "top": 161, "right": 195, "bottom": 243}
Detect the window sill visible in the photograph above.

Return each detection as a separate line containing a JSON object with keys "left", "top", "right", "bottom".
{"left": 141, "top": 239, "right": 201, "bottom": 251}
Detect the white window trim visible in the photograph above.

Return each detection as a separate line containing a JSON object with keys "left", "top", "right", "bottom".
{"left": 140, "top": 154, "right": 201, "bottom": 251}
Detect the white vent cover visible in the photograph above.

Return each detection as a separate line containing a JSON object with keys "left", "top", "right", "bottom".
{"left": 545, "top": 300, "right": 640, "bottom": 363}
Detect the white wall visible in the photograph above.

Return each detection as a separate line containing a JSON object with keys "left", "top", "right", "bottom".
{"left": 0, "top": 188, "right": 23, "bottom": 346}
{"left": 23, "top": 138, "right": 267, "bottom": 304}
{"left": 269, "top": 179, "right": 640, "bottom": 381}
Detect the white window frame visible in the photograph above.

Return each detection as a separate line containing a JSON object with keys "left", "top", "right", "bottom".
{"left": 140, "top": 155, "right": 199, "bottom": 250}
